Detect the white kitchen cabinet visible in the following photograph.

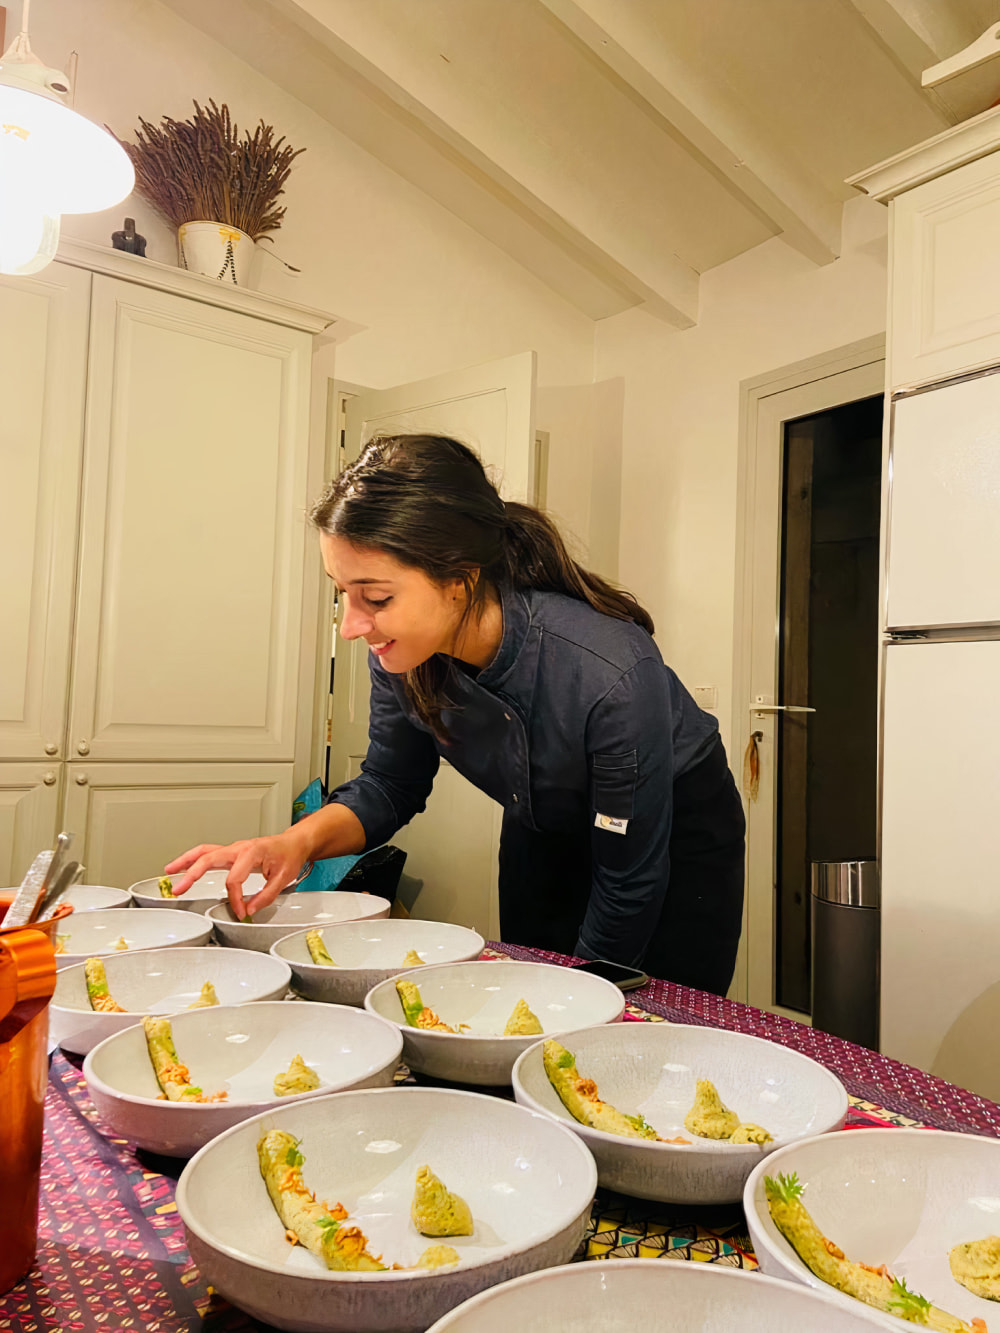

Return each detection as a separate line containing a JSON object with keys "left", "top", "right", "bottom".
{"left": 0, "top": 265, "right": 90, "bottom": 762}
{"left": 0, "top": 764, "right": 62, "bottom": 886}
{"left": 850, "top": 105, "right": 1000, "bottom": 390}
{"left": 890, "top": 150, "right": 1000, "bottom": 389}
{"left": 68, "top": 276, "right": 312, "bottom": 763}
{"left": 61, "top": 761, "right": 293, "bottom": 892}
{"left": 0, "top": 240, "right": 339, "bottom": 881}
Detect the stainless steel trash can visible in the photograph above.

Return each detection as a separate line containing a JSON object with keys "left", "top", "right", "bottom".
{"left": 810, "top": 859, "right": 880, "bottom": 1051}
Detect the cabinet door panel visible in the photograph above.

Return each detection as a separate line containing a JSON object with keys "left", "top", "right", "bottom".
{"left": 61, "top": 762, "right": 293, "bottom": 890}
{"left": 0, "top": 763, "right": 61, "bottom": 885}
{"left": 891, "top": 152, "right": 1000, "bottom": 389}
{"left": 0, "top": 265, "right": 90, "bottom": 760}
{"left": 69, "top": 278, "right": 311, "bottom": 762}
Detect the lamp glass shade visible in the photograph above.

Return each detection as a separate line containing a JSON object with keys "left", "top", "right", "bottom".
{"left": 0, "top": 83, "right": 134, "bottom": 215}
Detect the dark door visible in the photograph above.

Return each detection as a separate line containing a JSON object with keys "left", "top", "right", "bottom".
{"left": 775, "top": 394, "right": 882, "bottom": 1013}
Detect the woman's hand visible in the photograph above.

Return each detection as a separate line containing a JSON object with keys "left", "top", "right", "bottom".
{"left": 164, "top": 829, "right": 312, "bottom": 920}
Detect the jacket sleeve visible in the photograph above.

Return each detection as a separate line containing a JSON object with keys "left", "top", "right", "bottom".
{"left": 325, "top": 653, "right": 440, "bottom": 848}
{"left": 574, "top": 658, "right": 674, "bottom": 968}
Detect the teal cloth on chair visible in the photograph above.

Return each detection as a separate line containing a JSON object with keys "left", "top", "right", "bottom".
{"left": 292, "top": 779, "right": 365, "bottom": 891}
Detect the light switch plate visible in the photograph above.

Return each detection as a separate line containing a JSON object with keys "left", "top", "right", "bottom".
{"left": 693, "top": 685, "right": 718, "bottom": 710}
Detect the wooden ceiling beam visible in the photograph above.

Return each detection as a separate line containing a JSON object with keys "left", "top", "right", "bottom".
{"left": 538, "top": 0, "right": 843, "bottom": 267}
{"left": 272, "top": 0, "right": 700, "bottom": 326}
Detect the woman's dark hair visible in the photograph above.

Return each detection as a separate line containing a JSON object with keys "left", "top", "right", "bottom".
{"left": 310, "top": 434, "right": 654, "bottom": 738}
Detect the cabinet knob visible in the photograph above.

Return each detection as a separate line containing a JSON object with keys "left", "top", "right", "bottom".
{"left": 42, "top": 771, "right": 57, "bottom": 786}
{"left": 75, "top": 773, "right": 88, "bottom": 786}
{"left": 76, "top": 740, "right": 90, "bottom": 756}
{"left": 44, "top": 742, "right": 58, "bottom": 756}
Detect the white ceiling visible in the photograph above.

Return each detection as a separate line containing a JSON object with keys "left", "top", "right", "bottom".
{"left": 162, "top": 0, "right": 1000, "bottom": 324}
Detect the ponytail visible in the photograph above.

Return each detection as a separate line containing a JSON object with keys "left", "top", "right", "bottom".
{"left": 499, "top": 501, "right": 654, "bottom": 635}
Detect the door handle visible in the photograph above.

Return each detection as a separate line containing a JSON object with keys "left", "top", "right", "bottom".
{"left": 751, "top": 703, "right": 816, "bottom": 717}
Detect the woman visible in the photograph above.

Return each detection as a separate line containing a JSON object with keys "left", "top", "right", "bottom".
{"left": 167, "top": 435, "right": 745, "bottom": 995}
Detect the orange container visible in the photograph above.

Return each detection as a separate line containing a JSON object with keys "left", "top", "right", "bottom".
{"left": 0, "top": 890, "right": 67, "bottom": 1295}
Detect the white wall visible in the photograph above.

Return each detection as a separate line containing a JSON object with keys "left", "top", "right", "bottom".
{"left": 33, "top": 0, "right": 594, "bottom": 391}
{"left": 595, "top": 196, "right": 890, "bottom": 752}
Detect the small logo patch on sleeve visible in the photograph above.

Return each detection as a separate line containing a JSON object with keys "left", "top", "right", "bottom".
{"left": 595, "top": 812, "right": 629, "bottom": 835}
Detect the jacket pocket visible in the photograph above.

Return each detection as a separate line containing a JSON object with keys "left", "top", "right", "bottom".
{"left": 591, "top": 749, "right": 638, "bottom": 820}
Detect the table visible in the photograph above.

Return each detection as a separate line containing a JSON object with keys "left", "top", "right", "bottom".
{"left": 4, "top": 942, "right": 999, "bottom": 1332}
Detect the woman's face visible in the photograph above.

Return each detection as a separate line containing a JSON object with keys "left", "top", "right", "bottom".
{"left": 319, "top": 533, "right": 467, "bottom": 674}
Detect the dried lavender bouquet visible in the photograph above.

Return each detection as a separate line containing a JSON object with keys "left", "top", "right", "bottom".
{"left": 113, "top": 99, "right": 305, "bottom": 240}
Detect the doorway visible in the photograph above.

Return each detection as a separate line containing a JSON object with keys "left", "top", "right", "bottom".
{"left": 775, "top": 396, "right": 882, "bottom": 1012}
{"left": 733, "top": 338, "right": 885, "bottom": 1017}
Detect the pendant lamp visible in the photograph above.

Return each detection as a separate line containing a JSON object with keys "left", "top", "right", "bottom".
{"left": 0, "top": 0, "right": 135, "bottom": 274}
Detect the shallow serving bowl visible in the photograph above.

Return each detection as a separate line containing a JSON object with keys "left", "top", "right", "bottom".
{"left": 513, "top": 1021, "right": 848, "bottom": 1204}
{"left": 51, "top": 946, "right": 292, "bottom": 1055}
{"left": 84, "top": 1001, "right": 404, "bottom": 1158}
{"left": 61, "top": 884, "right": 133, "bottom": 912}
{"left": 271, "top": 919, "right": 486, "bottom": 1007}
{"left": 364, "top": 960, "right": 625, "bottom": 1086}
{"left": 176, "top": 1086, "right": 598, "bottom": 1333}
{"left": 129, "top": 869, "right": 267, "bottom": 912}
{"left": 208, "top": 891, "right": 392, "bottom": 953}
{"left": 425, "top": 1258, "right": 890, "bottom": 1332}
{"left": 53, "top": 907, "right": 212, "bottom": 971}
{"left": 745, "top": 1127, "right": 1000, "bottom": 1332}
{"left": 0, "top": 883, "right": 133, "bottom": 912}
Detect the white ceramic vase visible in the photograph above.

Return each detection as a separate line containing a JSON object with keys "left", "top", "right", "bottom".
{"left": 177, "top": 221, "right": 255, "bottom": 287}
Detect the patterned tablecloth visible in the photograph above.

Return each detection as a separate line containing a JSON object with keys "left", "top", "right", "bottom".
{"left": 4, "top": 943, "right": 1000, "bottom": 1332}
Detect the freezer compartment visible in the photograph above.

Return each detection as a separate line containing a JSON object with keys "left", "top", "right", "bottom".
{"left": 887, "top": 370, "right": 1000, "bottom": 630}
{"left": 880, "top": 638, "right": 1000, "bottom": 1100}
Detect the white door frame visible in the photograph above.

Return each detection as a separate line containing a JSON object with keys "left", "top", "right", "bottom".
{"left": 730, "top": 334, "right": 886, "bottom": 1016}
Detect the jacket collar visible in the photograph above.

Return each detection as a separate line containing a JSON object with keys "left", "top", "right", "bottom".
{"left": 472, "top": 584, "right": 531, "bottom": 689}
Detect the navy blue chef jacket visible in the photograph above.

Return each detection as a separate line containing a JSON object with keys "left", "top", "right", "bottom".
{"left": 327, "top": 585, "right": 745, "bottom": 995}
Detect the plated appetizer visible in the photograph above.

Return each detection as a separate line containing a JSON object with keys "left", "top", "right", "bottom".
{"left": 543, "top": 1040, "right": 689, "bottom": 1143}
{"left": 542, "top": 1043, "right": 772, "bottom": 1148}
{"left": 82, "top": 959, "right": 219, "bottom": 1013}
{"left": 766, "top": 1172, "right": 987, "bottom": 1332}
{"left": 304, "top": 929, "right": 427, "bottom": 971}
{"left": 395, "top": 979, "right": 541, "bottom": 1036}
{"left": 258, "top": 1130, "right": 462, "bottom": 1271}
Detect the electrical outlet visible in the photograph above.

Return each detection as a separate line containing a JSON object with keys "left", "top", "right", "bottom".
{"left": 693, "top": 685, "right": 718, "bottom": 710}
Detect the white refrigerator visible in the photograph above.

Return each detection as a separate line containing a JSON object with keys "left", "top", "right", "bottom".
{"left": 881, "top": 366, "right": 1000, "bottom": 1102}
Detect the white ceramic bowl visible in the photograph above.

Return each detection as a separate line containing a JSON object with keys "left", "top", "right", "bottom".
{"left": 364, "top": 960, "right": 625, "bottom": 1086}
{"left": 745, "top": 1127, "right": 1000, "bottom": 1332}
{"left": 84, "top": 1001, "right": 404, "bottom": 1158}
{"left": 60, "top": 884, "right": 133, "bottom": 912}
{"left": 271, "top": 919, "right": 486, "bottom": 1007}
{"left": 129, "top": 869, "right": 268, "bottom": 912}
{"left": 0, "top": 883, "right": 133, "bottom": 912}
{"left": 425, "top": 1258, "right": 890, "bottom": 1332}
{"left": 208, "top": 891, "right": 392, "bottom": 953}
{"left": 512, "top": 1021, "right": 848, "bottom": 1204}
{"left": 53, "top": 907, "right": 212, "bottom": 970}
{"left": 176, "top": 1086, "right": 598, "bottom": 1333}
{"left": 51, "top": 946, "right": 292, "bottom": 1055}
